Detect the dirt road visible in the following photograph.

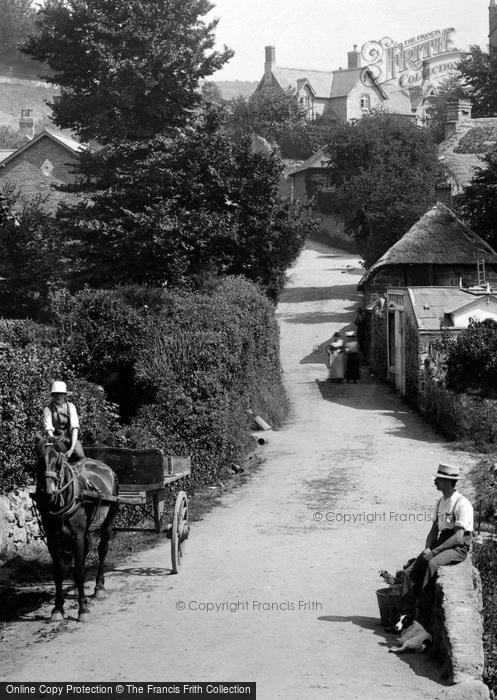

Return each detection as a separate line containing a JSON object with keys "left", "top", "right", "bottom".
{"left": 1, "top": 241, "right": 476, "bottom": 699}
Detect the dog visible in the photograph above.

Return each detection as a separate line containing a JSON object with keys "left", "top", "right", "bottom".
{"left": 388, "top": 614, "right": 432, "bottom": 654}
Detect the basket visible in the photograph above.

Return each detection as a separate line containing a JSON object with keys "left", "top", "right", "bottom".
{"left": 376, "top": 585, "right": 402, "bottom": 627}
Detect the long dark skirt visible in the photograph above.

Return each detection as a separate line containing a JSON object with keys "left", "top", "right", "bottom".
{"left": 345, "top": 352, "right": 360, "bottom": 381}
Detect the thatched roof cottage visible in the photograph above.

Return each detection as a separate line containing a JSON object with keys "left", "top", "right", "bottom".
{"left": 358, "top": 203, "right": 497, "bottom": 304}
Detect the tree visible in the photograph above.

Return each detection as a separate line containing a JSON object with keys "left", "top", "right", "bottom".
{"left": 454, "top": 150, "right": 497, "bottom": 250}
{"left": 0, "top": 195, "right": 65, "bottom": 318}
{"left": 56, "top": 108, "right": 314, "bottom": 297}
{"left": 457, "top": 46, "right": 497, "bottom": 118}
{"left": 226, "top": 87, "right": 305, "bottom": 144}
{"left": 318, "top": 112, "right": 438, "bottom": 267}
{"left": 0, "top": 0, "right": 41, "bottom": 73}
{"left": 201, "top": 81, "right": 225, "bottom": 106}
{"left": 22, "top": 0, "right": 233, "bottom": 143}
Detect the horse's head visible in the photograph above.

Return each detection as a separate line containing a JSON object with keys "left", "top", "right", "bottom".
{"left": 35, "top": 433, "right": 66, "bottom": 500}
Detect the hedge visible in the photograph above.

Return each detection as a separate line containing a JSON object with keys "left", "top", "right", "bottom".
{"left": 1, "top": 277, "right": 288, "bottom": 493}
{"left": 128, "top": 277, "right": 288, "bottom": 487}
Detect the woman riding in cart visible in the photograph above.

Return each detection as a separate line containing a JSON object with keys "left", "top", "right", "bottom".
{"left": 43, "top": 381, "right": 85, "bottom": 462}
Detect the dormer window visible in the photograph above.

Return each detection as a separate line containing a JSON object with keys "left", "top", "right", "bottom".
{"left": 360, "top": 94, "right": 370, "bottom": 111}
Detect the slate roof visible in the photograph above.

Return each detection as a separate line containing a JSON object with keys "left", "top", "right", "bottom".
{"left": 270, "top": 65, "right": 385, "bottom": 100}
{"left": 406, "top": 287, "right": 493, "bottom": 331}
{"left": 272, "top": 67, "right": 334, "bottom": 98}
{"left": 358, "top": 203, "right": 497, "bottom": 288}
{"left": 0, "top": 128, "right": 84, "bottom": 169}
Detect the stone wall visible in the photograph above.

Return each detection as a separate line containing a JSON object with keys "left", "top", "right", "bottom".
{"left": 419, "top": 370, "right": 497, "bottom": 444}
{"left": 0, "top": 487, "right": 42, "bottom": 564}
{"left": 432, "top": 556, "right": 489, "bottom": 698}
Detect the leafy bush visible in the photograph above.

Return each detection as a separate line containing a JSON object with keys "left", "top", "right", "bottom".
{"left": 50, "top": 287, "right": 149, "bottom": 419}
{"left": 437, "top": 319, "right": 497, "bottom": 397}
{"left": 0, "top": 319, "right": 57, "bottom": 348}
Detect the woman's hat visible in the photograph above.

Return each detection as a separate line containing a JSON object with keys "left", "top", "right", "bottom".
{"left": 434, "top": 463, "right": 460, "bottom": 480}
{"left": 51, "top": 381, "right": 68, "bottom": 394}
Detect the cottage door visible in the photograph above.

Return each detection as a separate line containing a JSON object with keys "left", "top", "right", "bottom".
{"left": 395, "top": 310, "right": 406, "bottom": 396}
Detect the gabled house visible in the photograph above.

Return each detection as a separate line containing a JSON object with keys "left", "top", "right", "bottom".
{"left": 256, "top": 46, "right": 388, "bottom": 122}
{"left": 358, "top": 203, "right": 497, "bottom": 305}
{"left": 0, "top": 126, "right": 84, "bottom": 211}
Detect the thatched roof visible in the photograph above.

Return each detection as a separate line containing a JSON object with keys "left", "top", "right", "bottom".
{"left": 358, "top": 203, "right": 497, "bottom": 289}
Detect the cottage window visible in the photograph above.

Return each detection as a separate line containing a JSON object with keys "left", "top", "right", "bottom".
{"left": 360, "top": 94, "right": 370, "bottom": 111}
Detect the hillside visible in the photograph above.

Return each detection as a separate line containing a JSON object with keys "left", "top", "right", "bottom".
{"left": 0, "top": 76, "right": 258, "bottom": 135}
{"left": 0, "top": 76, "right": 58, "bottom": 130}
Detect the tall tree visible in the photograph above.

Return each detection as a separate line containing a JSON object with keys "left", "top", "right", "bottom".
{"left": 318, "top": 113, "right": 438, "bottom": 267}
{"left": 227, "top": 87, "right": 305, "bottom": 143}
{"left": 455, "top": 150, "right": 497, "bottom": 250}
{"left": 22, "top": 0, "right": 233, "bottom": 143}
{"left": 457, "top": 46, "right": 497, "bottom": 118}
{"left": 56, "top": 109, "right": 314, "bottom": 297}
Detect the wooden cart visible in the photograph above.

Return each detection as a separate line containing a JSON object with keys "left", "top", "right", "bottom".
{"left": 83, "top": 446, "right": 190, "bottom": 573}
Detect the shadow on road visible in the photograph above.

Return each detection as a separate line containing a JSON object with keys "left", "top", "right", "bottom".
{"left": 319, "top": 614, "right": 449, "bottom": 685}
{"left": 315, "top": 377, "right": 446, "bottom": 445}
{"left": 110, "top": 566, "right": 172, "bottom": 577}
{"left": 279, "top": 286, "right": 360, "bottom": 304}
{"left": 283, "top": 310, "right": 353, "bottom": 326}
{"left": 299, "top": 325, "right": 358, "bottom": 364}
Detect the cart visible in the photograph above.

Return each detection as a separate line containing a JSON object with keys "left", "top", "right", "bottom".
{"left": 83, "top": 446, "right": 191, "bottom": 573}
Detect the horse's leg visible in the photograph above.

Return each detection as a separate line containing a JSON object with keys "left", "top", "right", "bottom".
{"left": 73, "top": 527, "right": 90, "bottom": 622}
{"left": 46, "top": 525, "right": 65, "bottom": 622}
{"left": 94, "top": 506, "right": 115, "bottom": 600}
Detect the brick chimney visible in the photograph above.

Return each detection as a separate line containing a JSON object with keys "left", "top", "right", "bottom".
{"left": 19, "top": 109, "right": 34, "bottom": 139}
{"left": 444, "top": 99, "right": 472, "bottom": 139}
{"left": 264, "top": 46, "right": 276, "bottom": 85}
{"left": 347, "top": 45, "right": 361, "bottom": 69}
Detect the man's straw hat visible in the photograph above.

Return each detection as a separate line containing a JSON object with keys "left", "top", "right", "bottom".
{"left": 434, "top": 463, "right": 460, "bottom": 480}
{"left": 51, "top": 381, "right": 68, "bottom": 394}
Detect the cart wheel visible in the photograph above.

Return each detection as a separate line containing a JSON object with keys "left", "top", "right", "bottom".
{"left": 171, "top": 491, "right": 189, "bottom": 574}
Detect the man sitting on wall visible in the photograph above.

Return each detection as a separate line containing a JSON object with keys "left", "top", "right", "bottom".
{"left": 398, "top": 463, "right": 473, "bottom": 623}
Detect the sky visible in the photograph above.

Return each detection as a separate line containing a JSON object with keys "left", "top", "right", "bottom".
{"left": 208, "top": 0, "right": 490, "bottom": 82}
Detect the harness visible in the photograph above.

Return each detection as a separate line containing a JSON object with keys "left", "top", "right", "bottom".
{"left": 36, "top": 444, "right": 103, "bottom": 519}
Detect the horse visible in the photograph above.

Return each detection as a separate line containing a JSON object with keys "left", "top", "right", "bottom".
{"left": 33, "top": 435, "right": 119, "bottom": 622}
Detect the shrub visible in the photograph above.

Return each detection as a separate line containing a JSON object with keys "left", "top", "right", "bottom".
{"left": 439, "top": 319, "right": 497, "bottom": 397}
